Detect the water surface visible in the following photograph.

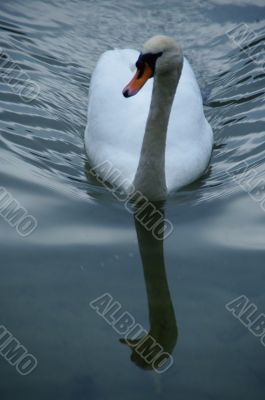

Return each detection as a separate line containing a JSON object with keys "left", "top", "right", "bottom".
{"left": 0, "top": 1, "right": 265, "bottom": 399}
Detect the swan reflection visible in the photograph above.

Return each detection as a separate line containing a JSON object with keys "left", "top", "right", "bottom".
{"left": 120, "top": 205, "right": 178, "bottom": 372}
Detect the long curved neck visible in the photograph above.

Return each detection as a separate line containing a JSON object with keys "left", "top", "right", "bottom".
{"left": 133, "top": 67, "right": 181, "bottom": 200}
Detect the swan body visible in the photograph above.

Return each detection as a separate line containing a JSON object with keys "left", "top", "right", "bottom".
{"left": 85, "top": 36, "right": 213, "bottom": 200}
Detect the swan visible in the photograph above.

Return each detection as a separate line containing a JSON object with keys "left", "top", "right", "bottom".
{"left": 85, "top": 35, "right": 213, "bottom": 200}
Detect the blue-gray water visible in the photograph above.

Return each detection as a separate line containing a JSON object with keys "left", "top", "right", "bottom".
{"left": 0, "top": 0, "right": 265, "bottom": 399}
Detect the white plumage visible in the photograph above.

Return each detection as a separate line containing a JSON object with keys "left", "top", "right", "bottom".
{"left": 85, "top": 39, "right": 213, "bottom": 198}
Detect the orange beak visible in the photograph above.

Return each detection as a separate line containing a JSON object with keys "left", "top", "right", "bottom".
{"left": 123, "top": 63, "right": 153, "bottom": 98}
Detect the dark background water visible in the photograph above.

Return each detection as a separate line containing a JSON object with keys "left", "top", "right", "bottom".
{"left": 0, "top": 0, "right": 265, "bottom": 399}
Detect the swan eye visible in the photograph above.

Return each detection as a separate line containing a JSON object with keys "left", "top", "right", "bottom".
{"left": 135, "top": 52, "right": 163, "bottom": 79}
{"left": 123, "top": 52, "right": 162, "bottom": 97}
{"left": 135, "top": 59, "right": 145, "bottom": 79}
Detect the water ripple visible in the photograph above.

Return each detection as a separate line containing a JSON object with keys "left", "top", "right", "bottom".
{"left": 0, "top": 0, "right": 264, "bottom": 207}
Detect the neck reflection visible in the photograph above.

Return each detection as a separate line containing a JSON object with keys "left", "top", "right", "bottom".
{"left": 120, "top": 205, "right": 178, "bottom": 371}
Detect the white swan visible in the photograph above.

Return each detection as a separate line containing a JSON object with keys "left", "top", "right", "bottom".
{"left": 85, "top": 35, "right": 213, "bottom": 200}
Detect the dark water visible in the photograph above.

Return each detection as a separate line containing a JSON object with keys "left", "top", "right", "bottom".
{"left": 0, "top": 0, "right": 265, "bottom": 399}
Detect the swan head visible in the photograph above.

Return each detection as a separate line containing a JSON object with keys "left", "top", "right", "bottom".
{"left": 123, "top": 35, "right": 183, "bottom": 98}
